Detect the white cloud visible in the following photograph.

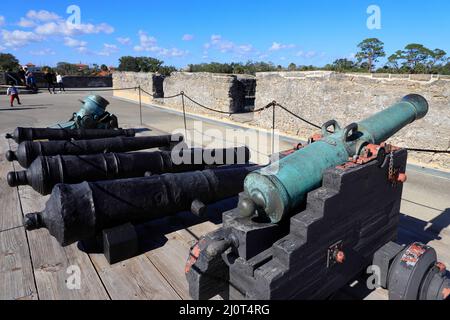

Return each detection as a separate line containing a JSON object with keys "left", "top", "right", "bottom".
{"left": 182, "top": 34, "right": 194, "bottom": 41}
{"left": 211, "top": 34, "right": 221, "bottom": 42}
{"left": 1, "top": 29, "right": 43, "bottom": 48}
{"left": 35, "top": 21, "right": 114, "bottom": 36}
{"left": 26, "top": 10, "right": 60, "bottom": 22}
{"left": 0, "top": 16, "right": 5, "bottom": 26}
{"left": 133, "top": 30, "right": 157, "bottom": 51}
{"left": 98, "top": 43, "right": 119, "bottom": 56}
{"left": 30, "top": 48, "right": 56, "bottom": 56}
{"left": 18, "top": 17, "right": 36, "bottom": 28}
{"left": 64, "top": 37, "right": 87, "bottom": 47}
{"left": 204, "top": 34, "right": 254, "bottom": 56}
{"left": 133, "top": 30, "right": 188, "bottom": 57}
{"left": 117, "top": 37, "right": 131, "bottom": 45}
{"left": 296, "top": 50, "right": 317, "bottom": 58}
{"left": 269, "top": 42, "right": 296, "bottom": 51}
{"left": 76, "top": 46, "right": 89, "bottom": 54}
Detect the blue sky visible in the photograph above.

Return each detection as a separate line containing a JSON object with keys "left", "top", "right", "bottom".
{"left": 0, "top": 0, "right": 449, "bottom": 68}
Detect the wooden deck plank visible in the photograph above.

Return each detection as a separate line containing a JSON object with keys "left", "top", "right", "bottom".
{"left": 89, "top": 253, "right": 181, "bottom": 300}
{"left": 0, "top": 138, "right": 38, "bottom": 300}
{"left": 141, "top": 220, "right": 198, "bottom": 300}
{"left": 0, "top": 228, "right": 37, "bottom": 300}
{"left": 19, "top": 186, "right": 110, "bottom": 300}
{"left": 0, "top": 139, "right": 23, "bottom": 230}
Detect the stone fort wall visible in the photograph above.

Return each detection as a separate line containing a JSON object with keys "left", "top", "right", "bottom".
{"left": 113, "top": 71, "right": 450, "bottom": 170}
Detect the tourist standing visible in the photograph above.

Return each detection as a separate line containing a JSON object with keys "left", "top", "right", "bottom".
{"left": 6, "top": 82, "right": 22, "bottom": 107}
{"left": 24, "top": 67, "right": 38, "bottom": 92}
{"left": 45, "top": 69, "right": 56, "bottom": 94}
{"left": 18, "top": 67, "right": 26, "bottom": 86}
{"left": 56, "top": 73, "right": 65, "bottom": 92}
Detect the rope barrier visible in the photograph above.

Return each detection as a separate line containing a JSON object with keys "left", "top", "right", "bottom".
{"left": 64, "top": 86, "right": 138, "bottom": 92}
{"left": 34, "top": 83, "right": 448, "bottom": 155}
{"left": 404, "top": 148, "right": 450, "bottom": 154}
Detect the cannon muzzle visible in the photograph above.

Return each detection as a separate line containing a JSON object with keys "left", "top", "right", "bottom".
{"left": 243, "top": 94, "right": 429, "bottom": 223}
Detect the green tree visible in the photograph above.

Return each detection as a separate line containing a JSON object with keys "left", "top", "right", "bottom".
{"left": 386, "top": 50, "right": 403, "bottom": 70}
{"left": 100, "top": 64, "right": 109, "bottom": 72}
{"left": 401, "top": 43, "right": 433, "bottom": 72}
{"left": 118, "top": 56, "right": 165, "bottom": 73}
{"left": 158, "top": 65, "right": 177, "bottom": 76}
{"left": 0, "top": 53, "right": 20, "bottom": 71}
{"left": 118, "top": 56, "right": 176, "bottom": 74}
{"left": 55, "top": 62, "right": 79, "bottom": 75}
{"left": 330, "top": 58, "right": 356, "bottom": 72}
{"left": 355, "top": 38, "right": 386, "bottom": 72}
{"left": 429, "top": 49, "right": 447, "bottom": 70}
{"left": 288, "top": 63, "right": 297, "bottom": 71}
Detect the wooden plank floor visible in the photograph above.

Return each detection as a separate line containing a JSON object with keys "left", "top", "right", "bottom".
{"left": 0, "top": 132, "right": 449, "bottom": 300}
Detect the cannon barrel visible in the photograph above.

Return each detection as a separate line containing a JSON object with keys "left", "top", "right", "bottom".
{"left": 24, "top": 166, "right": 259, "bottom": 246}
{"left": 5, "top": 134, "right": 183, "bottom": 168}
{"left": 243, "top": 94, "right": 429, "bottom": 223}
{"left": 7, "top": 146, "right": 251, "bottom": 195}
{"left": 5, "top": 127, "right": 136, "bottom": 144}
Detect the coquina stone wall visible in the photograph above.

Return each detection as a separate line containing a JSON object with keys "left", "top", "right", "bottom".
{"left": 253, "top": 71, "right": 450, "bottom": 169}
{"left": 112, "top": 70, "right": 450, "bottom": 170}
{"left": 163, "top": 72, "right": 252, "bottom": 115}
{"left": 112, "top": 71, "right": 164, "bottom": 104}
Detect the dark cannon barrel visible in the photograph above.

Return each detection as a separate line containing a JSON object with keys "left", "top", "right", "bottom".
{"left": 24, "top": 165, "right": 260, "bottom": 246}
{"left": 5, "top": 134, "right": 183, "bottom": 168}
{"left": 5, "top": 127, "right": 136, "bottom": 144}
{"left": 7, "top": 146, "right": 251, "bottom": 195}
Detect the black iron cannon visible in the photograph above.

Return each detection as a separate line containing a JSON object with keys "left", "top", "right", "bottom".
{"left": 24, "top": 165, "right": 260, "bottom": 246}
{"left": 7, "top": 146, "right": 250, "bottom": 195}
{"left": 5, "top": 134, "right": 183, "bottom": 168}
{"left": 5, "top": 127, "right": 136, "bottom": 144}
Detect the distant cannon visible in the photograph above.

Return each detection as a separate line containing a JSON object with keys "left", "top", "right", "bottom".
{"left": 5, "top": 134, "right": 183, "bottom": 168}
{"left": 24, "top": 165, "right": 260, "bottom": 246}
{"left": 5, "top": 127, "right": 136, "bottom": 144}
{"left": 49, "top": 95, "right": 119, "bottom": 130}
{"left": 7, "top": 146, "right": 251, "bottom": 195}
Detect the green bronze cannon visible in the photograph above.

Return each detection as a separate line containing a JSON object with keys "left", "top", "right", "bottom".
{"left": 49, "top": 95, "right": 119, "bottom": 130}
{"left": 242, "top": 94, "right": 429, "bottom": 223}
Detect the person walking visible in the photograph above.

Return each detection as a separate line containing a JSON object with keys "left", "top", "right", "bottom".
{"left": 56, "top": 73, "right": 65, "bottom": 92}
{"left": 24, "top": 67, "right": 38, "bottom": 92}
{"left": 7, "top": 82, "right": 22, "bottom": 107}
{"left": 45, "top": 69, "right": 56, "bottom": 94}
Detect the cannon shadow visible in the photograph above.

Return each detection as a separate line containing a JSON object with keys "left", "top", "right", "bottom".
{"left": 0, "top": 106, "right": 49, "bottom": 111}
{"left": 78, "top": 196, "right": 236, "bottom": 255}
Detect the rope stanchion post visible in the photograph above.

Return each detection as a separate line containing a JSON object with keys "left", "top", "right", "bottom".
{"left": 138, "top": 85, "right": 143, "bottom": 125}
{"left": 272, "top": 101, "right": 276, "bottom": 155}
{"left": 181, "top": 91, "right": 188, "bottom": 138}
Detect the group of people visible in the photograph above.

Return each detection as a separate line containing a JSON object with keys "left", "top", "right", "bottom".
{"left": 6, "top": 66, "right": 66, "bottom": 107}
{"left": 44, "top": 69, "right": 66, "bottom": 94}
